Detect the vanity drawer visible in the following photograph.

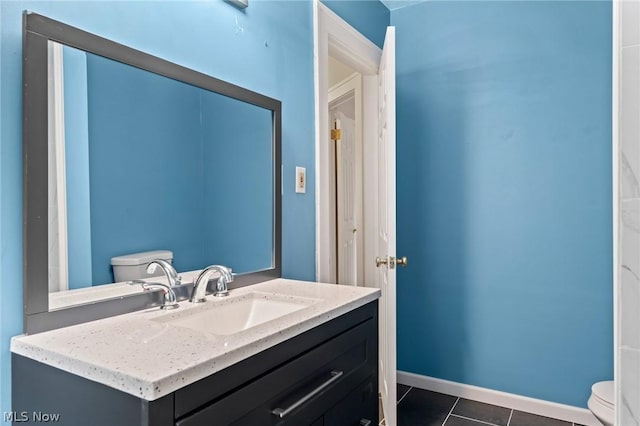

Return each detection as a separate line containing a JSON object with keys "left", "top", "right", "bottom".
{"left": 174, "top": 301, "right": 378, "bottom": 418}
{"left": 175, "top": 316, "right": 376, "bottom": 426}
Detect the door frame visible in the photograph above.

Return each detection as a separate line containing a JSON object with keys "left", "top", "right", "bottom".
{"left": 329, "top": 72, "right": 364, "bottom": 285}
{"left": 612, "top": 0, "right": 620, "bottom": 423}
{"left": 313, "top": 0, "right": 381, "bottom": 286}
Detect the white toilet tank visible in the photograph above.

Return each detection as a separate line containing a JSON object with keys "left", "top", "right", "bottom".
{"left": 110, "top": 250, "right": 173, "bottom": 283}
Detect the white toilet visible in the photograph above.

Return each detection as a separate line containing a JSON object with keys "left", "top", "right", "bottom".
{"left": 588, "top": 380, "right": 614, "bottom": 426}
{"left": 110, "top": 250, "right": 173, "bottom": 282}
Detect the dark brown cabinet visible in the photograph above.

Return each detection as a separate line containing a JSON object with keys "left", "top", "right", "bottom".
{"left": 13, "top": 301, "right": 378, "bottom": 426}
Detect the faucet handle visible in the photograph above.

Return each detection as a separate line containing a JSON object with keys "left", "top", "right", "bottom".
{"left": 130, "top": 281, "right": 179, "bottom": 310}
{"left": 215, "top": 274, "right": 230, "bottom": 297}
{"left": 215, "top": 266, "right": 233, "bottom": 297}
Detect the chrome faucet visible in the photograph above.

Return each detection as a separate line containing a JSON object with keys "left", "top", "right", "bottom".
{"left": 191, "top": 265, "right": 234, "bottom": 302}
{"left": 146, "top": 259, "right": 181, "bottom": 287}
{"left": 129, "top": 281, "right": 179, "bottom": 310}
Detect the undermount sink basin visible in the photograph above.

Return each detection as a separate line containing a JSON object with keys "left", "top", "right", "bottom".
{"left": 153, "top": 292, "right": 320, "bottom": 336}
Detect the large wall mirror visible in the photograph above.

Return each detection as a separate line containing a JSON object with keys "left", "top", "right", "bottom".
{"left": 23, "top": 12, "right": 282, "bottom": 334}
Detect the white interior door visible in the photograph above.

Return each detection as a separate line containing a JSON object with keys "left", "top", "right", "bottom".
{"left": 376, "top": 26, "right": 399, "bottom": 426}
{"left": 335, "top": 112, "right": 358, "bottom": 286}
{"left": 329, "top": 72, "right": 364, "bottom": 287}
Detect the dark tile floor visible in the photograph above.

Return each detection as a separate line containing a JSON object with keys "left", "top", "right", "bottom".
{"left": 379, "top": 385, "right": 587, "bottom": 426}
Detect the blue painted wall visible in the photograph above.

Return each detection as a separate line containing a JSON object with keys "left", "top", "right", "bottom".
{"left": 321, "top": 0, "right": 390, "bottom": 48}
{"left": 0, "top": 1, "right": 316, "bottom": 417}
{"left": 63, "top": 46, "right": 93, "bottom": 289}
{"left": 392, "top": 1, "right": 613, "bottom": 407}
{"left": 0, "top": 0, "right": 608, "bottom": 417}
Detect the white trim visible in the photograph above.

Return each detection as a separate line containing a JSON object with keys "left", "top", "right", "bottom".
{"left": 47, "top": 41, "right": 69, "bottom": 293}
{"left": 314, "top": 0, "right": 381, "bottom": 283}
{"left": 397, "top": 371, "right": 601, "bottom": 426}
{"left": 321, "top": 4, "right": 380, "bottom": 75}
{"left": 329, "top": 72, "right": 360, "bottom": 100}
{"left": 612, "top": 1, "right": 620, "bottom": 425}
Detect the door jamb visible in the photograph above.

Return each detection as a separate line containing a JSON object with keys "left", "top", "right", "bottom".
{"left": 313, "top": 0, "right": 381, "bottom": 285}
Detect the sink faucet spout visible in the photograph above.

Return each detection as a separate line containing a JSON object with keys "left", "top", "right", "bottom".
{"left": 146, "top": 259, "right": 181, "bottom": 287}
{"left": 191, "top": 265, "right": 234, "bottom": 302}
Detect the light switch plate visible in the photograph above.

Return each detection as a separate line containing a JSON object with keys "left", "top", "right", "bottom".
{"left": 295, "top": 167, "right": 306, "bottom": 193}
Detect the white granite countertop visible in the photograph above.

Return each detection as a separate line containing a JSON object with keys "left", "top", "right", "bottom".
{"left": 11, "top": 279, "right": 380, "bottom": 401}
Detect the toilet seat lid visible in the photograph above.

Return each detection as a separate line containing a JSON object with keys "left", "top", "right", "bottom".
{"left": 592, "top": 381, "right": 614, "bottom": 407}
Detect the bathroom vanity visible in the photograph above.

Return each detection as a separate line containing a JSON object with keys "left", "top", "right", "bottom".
{"left": 12, "top": 279, "right": 380, "bottom": 426}
{"left": 14, "top": 12, "right": 381, "bottom": 426}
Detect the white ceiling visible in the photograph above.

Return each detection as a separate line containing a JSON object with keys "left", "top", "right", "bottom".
{"left": 380, "top": 0, "right": 429, "bottom": 11}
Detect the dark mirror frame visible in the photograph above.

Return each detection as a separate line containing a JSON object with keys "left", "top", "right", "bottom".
{"left": 22, "top": 12, "right": 282, "bottom": 334}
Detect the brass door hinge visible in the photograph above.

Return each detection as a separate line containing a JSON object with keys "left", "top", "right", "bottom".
{"left": 331, "top": 129, "right": 341, "bottom": 141}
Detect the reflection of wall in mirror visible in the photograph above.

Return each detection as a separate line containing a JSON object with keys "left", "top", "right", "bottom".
{"left": 86, "top": 53, "right": 203, "bottom": 286}
{"left": 63, "top": 45, "right": 93, "bottom": 290}
{"left": 60, "top": 50, "right": 274, "bottom": 289}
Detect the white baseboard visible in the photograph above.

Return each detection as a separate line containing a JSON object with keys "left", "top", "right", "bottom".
{"left": 397, "top": 371, "right": 601, "bottom": 426}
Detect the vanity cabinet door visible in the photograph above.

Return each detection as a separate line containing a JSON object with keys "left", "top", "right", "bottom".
{"left": 324, "top": 378, "right": 377, "bottom": 426}
{"left": 175, "top": 316, "right": 376, "bottom": 426}
{"left": 310, "top": 417, "right": 324, "bottom": 426}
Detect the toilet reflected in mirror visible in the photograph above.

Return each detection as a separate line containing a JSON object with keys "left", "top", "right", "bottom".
{"left": 110, "top": 251, "right": 174, "bottom": 283}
